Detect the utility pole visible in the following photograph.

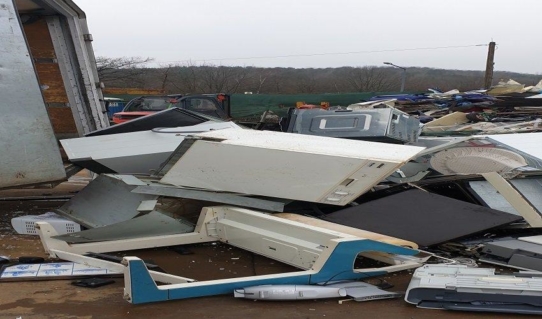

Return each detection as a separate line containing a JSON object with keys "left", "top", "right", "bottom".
{"left": 383, "top": 62, "right": 407, "bottom": 92}
{"left": 484, "top": 41, "right": 496, "bottom": 89}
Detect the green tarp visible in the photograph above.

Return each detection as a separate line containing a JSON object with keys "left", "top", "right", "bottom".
{"left": 229, "top": 92, "right": 397, "bottom": 118}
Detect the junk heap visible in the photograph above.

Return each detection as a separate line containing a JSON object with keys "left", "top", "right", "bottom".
{"left": 6, "top": 79, "right": 542, "bottom": 315}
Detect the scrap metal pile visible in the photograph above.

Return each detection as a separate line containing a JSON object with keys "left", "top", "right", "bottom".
{"left": 7, "top": 80, "right": 542, "bottom": 315}
{"left": 348, "top": 79, "right": 542, "bottom": 136}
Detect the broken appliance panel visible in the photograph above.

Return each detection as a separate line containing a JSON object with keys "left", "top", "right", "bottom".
{"left": 286, "top": 108, "right": 421, "bottom": 144}
{"left": 61, "top": 121, "right": 241, "bottom": 174}
{"left": 159, "top": 130, "right": 425, "bottom": 205}
{"left": 479, "top": 237, "right": 542, "bottom": 272}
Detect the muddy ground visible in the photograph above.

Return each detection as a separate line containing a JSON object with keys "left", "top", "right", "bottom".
{"left": 0, "top": 174, "right": 529, "bottom": 319}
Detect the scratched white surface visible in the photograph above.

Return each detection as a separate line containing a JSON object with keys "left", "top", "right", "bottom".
{"left": 195, "top": 129, "right": 425, "bottom": 162}
{"left": 161, "top": 130, "right": 425, "bottom": 204}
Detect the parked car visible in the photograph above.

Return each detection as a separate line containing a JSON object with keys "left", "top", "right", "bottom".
{"left": 112, "top": 93, "right": 231, "bottom": 124}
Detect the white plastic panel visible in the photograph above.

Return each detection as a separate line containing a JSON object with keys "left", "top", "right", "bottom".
{"left": 0, "top": 0, "right": 65, "bottom": 188}
{"left": 212, "top": 207, "right": 350, "bottom": 269}
{"left": 160, "top": 130, "right": 424, "bottom": 205}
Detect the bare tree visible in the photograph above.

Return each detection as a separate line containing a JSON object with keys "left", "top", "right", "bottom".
{"left": 166, "top": 61, "right": 200, "bottom": 93}
{"left": 342, "top": 66, "right": 395, "bottom": 92}
{"left": 295, "top": 72, "right": 317, "bottom": 93}
{"left": 199, "top": 64, "right": 251, "bottom": 93}
{"left": 96, "top": 56, "right": 154, "bottom": 84}
{"left": 250, "top": 69, "right": 276, "bottom": 94}
{"left": 93, "top": 57, "right": 542, "bottom": 94}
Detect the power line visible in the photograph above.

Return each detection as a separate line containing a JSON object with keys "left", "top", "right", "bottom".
{"left": 156, "top": 44, "right": 488, "bottom": 65}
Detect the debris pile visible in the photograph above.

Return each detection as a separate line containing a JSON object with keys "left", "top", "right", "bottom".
{"left": 346, "top": 79, "right": 542, "bottom": 136}
{"left": 5, "top": 82, "right": 542, "bottom": 315}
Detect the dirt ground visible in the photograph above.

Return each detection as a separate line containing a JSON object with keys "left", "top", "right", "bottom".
{"left": 0, "top": 174, "right": 532, "bottom": 319}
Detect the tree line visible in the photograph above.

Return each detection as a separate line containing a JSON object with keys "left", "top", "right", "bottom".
{"left": 96, "top": 56, "right": 542, "bottom": 94}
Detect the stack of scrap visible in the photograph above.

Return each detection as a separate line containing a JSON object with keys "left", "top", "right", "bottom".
{"left": 347, "top": 80, "right": 542, "bottom": 137}
{"left": 9, "top": 101, "right": 542, "bottom": 314}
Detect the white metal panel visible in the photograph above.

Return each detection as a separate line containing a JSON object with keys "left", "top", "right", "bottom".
{"left": 0, "top": 0, "right": 66, "bottom": 188}
{"left": 487, "top": 132, "right": 542, "bottom": 161}
{"left": 60, "top": 122, "right": 240, "bottom": 174}
{"left": 195, "top": 130, "right": 424, "bottom": 162}
{"left": 160, "top": 131, "right": 424, "bottom": 205}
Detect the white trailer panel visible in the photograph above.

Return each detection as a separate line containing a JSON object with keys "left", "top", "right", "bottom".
{"left": 0, "top": 0, "right": 65, "bottom": 188}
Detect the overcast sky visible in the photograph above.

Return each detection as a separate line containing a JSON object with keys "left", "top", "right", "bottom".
{"left": 76, "top": 0, "right": 541, "bottom": 73}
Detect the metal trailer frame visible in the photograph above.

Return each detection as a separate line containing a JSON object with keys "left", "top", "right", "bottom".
{"left": 35, "top": 0, "right": 109, "bottom": 133}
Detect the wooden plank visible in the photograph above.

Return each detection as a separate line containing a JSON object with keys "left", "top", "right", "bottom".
{"left": 47, "top": 107, "right": 78, "bottom": 135}
{"left": 35, "top": 63, "right": 69, "bottom": 103}
{"left": 23, "top": 17, "right": 78, "bottom": 138}
{"left": 22, "top": 18, "right": 56, "bottom": 59}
